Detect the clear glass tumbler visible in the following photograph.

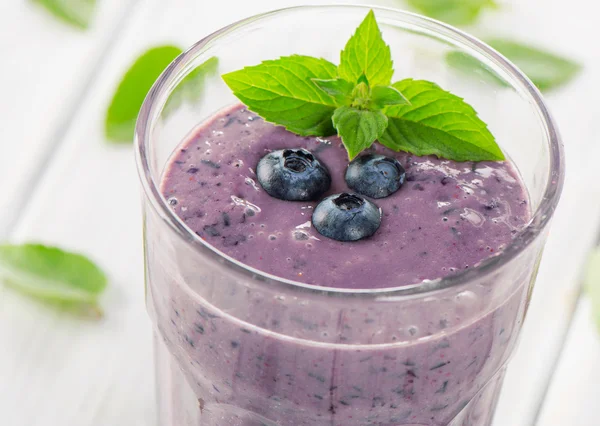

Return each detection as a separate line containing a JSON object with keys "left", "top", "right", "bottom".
{"left": 135, "top": 5, "right": 564, "bottom": 426}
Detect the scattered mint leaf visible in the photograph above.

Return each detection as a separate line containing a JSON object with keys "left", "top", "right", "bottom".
{"left": 370, "top": 85, "right": 410, "bottom": 108}
{"left": 106, "top": 45, "right": 183, "bottom": 143}
{"left": 380, "top": 79, "right": 504, "bottom": 161}
{"left": 584, "top": 249, "right": 600, "bottom": 334}
{"left": 338, "top": 10, "right": 394, "bottom": 87}
{"left": 31, "top": 0, "right": 96, "bottom": 29}
{"left": 312, "top": 78, "right": 354, "bottom": 106}
{"left": 487, "top": 39, "right": 582, "bottom": 91}
{"left": 164, "top": 56, "right": 219, "bottom": 116}
{"left": 445, "top": 51, "right": 509, "bottom": 87}
{"left": 406, "top": 0, "right": 498, "bottom": 26}
{"left": 0, "top": 244, "right": 107, "bottom": 317}
{"left": 332, "top": 106, "right": 388, "bottom": 159}
{"left": 222, "top": 55, "right": 339, "bottom": 136}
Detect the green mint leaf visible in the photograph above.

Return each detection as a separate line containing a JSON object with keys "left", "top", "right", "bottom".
{"left": 332, "top": 106, "right": 388, "bottom": 160}
{"left": 31, "top": 0, "right": 96, "bottom": 29}
{"left": 164, "top": 56, "right": 219, "bottom": 116}
{"left": 406, "top": 0, "right": 497, "bottom": 26}
{"left": 370, "top": 85, "right": 410, "bottom": 108}
{"left": 380, "top": 79, "right": 504, "bottom": 161}
{"left": 445, "top": 51, "right": 509, "bottom": 87}
{"left": 487, "top": 39, "right": 582, "bottom": 91}
{"left": 312, "top": 78, "right": 354, "bottom": 106}
{"left": 0, "top": 243, "right": 107, "bottom": 317}
{"left": 222, "top": 55, "right": 338, "bottom": 136}
{"left": 585, "top": 249, "right": 600, "bottom": 334}
{"left": 338, "top": 10, "right": 394, "bottom": 87}
{"left": 105, "top": 45, "right": 183, "bottom": 143}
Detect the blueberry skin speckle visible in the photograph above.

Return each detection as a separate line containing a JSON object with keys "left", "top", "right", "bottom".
{"left": 312, "top": 193, "right": 382, "bottom": 241}
{"left": 345, "top": 154, "right": 406, "bottom": 199}
{"left": 256, "top": 148, "right": 331, "bottom": 201}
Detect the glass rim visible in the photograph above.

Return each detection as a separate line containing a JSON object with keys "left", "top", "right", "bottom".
{"left": 134, "top": 4, "right": 565, "bottom": 298}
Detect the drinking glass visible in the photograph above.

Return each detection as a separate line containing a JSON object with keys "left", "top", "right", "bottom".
{"left": 135, "top": 5, "right": 564, "bottom": 426}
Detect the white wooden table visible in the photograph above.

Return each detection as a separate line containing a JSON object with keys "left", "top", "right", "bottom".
{"left": 0, "top": 1, "right": 598, "bottom": 425}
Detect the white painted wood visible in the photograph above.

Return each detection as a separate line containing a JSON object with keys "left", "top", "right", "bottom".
{"left": 0, "top": 0, "right": 137, "bottom": 236}
{"left": 537, "top": 298, "right": 600, "bottom": 426}
{"left": 0, "top": 0, "right": 598, "bottom": 425}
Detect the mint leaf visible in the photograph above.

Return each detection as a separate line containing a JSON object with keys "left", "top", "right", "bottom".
{"left": 370, "top": 85, "right": 410, "bottom": 108}
{"left": 338, "top": 10, "right": 394, "bottom": 87}
{"left": 164, "top": 56, "right": 219, "bottom": 116}
{"left": 0, "top": 244, "right": 107, "bottom": 317}
{"left": 380, "top": 79, "right": 503, "bottom": 161}
{"left": 406, "top": 0, "right": 497, "bottom": 26}
{"left": 312, "top": 78, "right": 354, "bottom": 106}
{"left": 332, "top": 106, "right": 388, "bottom": 159}
{"left": 487, "top": 39, "right": 582, "bottom": 91}
{"left": 446, "top": 51, "right": 509, "bottom": 87}
{"left": 222, "top": 55, "right": 338, "bottom": 136}
{"left": 585, "top": 249, "right": 600, "bottom": 334}
{"left": 31, "top": 0, "right": 96, "bottom": 29}
{"left": 105, "top": 45, "right": 183, "bottom": 143}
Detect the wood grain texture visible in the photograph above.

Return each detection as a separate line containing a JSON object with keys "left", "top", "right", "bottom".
{"left": 0, "top": 0, "right": 138, "bottom": 237}
{"left": 0, "top": 1, "right": 598, "bottom": 426}
{"left": 537, "top": 299, "right": 600, "bottom": 426}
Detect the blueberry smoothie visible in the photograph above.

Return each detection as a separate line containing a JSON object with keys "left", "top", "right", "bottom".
{"left": 146, "top": 103, "right": 533, "bottom": 426}
{"left": 162, "top": 105, "right": 528, "bottom": 289}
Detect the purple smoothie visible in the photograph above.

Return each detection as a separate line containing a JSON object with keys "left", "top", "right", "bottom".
{"left": 161, "top": 105, "right": 528, "bottom": 289}
{"left": 149, "top": 104, "right": 532, "bottom": 425}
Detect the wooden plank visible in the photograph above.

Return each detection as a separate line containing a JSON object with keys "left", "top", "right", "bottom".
{"left": 0, "top": 0, "right": 598, "bottom": 425}
{"left": 536, "top": 299, "right": 600, "bottom": 426}
{"left": 0, "top": 0, "right": 138, "bottom": 236}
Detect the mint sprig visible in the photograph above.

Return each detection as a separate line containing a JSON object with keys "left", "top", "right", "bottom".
{"left": 0, "top": 243, "right": 107, "bottom": 318}
{"left": 222, "top": 10, "right": 504, "bottom": 162}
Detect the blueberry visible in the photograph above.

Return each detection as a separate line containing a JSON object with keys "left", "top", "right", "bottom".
{"left": 345, "top": 154, "right": 405, "bottom": 199}
{"left": 312, "top": 193, "right": 381, "bottom": 241}
{"left": 256, "top": 148, "right": 331, "bottom": 201}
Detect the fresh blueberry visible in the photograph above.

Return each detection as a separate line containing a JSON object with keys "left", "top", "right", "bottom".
{"left": 345, "top": 154, "right": 406, "bottom": 199}
{"left": 312, "top": 193, "right": 381, "bottom": 241}
{"left": 256, "top": 148, "right": 331, "bottom": 201}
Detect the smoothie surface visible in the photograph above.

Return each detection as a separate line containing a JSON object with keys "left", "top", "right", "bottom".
{"left": 161, "top": 104, "right": 530, "bottom": 289}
